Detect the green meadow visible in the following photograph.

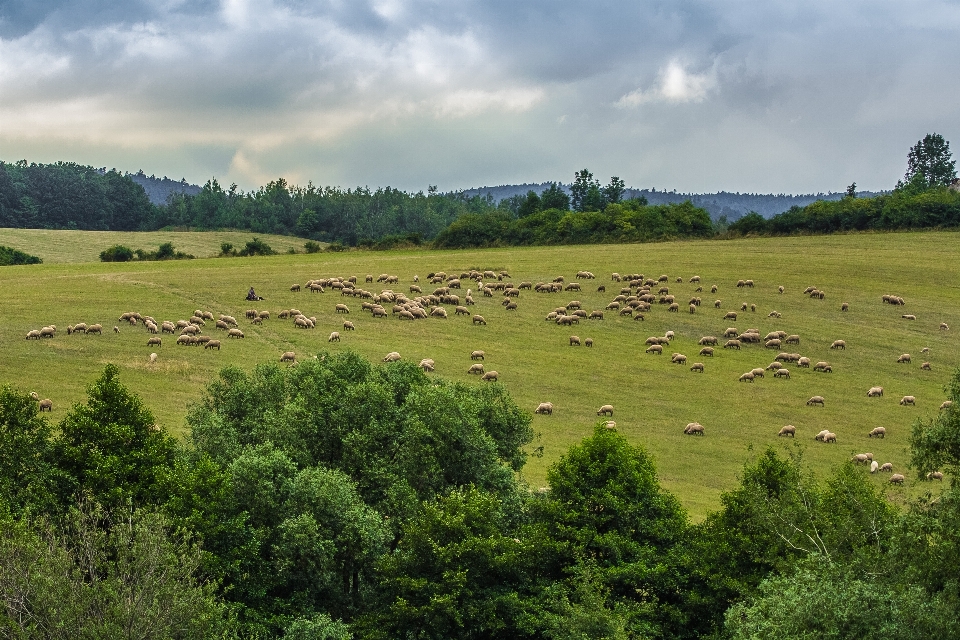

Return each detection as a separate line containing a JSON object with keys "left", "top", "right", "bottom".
{"left": 2, "top": 229, "right": 958, "bottom": 519}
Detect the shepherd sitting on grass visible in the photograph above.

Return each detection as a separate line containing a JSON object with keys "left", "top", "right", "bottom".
{"left": 247, "top": 287, "right": 263, "bottom": 301}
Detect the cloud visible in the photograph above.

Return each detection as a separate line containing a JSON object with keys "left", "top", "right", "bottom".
{"left": 0, "top": 0, "right": 959, "bottom": 194}
{"left": 616, "top": 60, "right": 717, "bottom": 107}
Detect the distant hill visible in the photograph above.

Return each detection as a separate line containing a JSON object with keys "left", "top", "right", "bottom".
{"left": 459, "top": 183, "right": 885, "bottom": 220}
{"left": 126, "top": 170, "right": 201, "bottom": 205}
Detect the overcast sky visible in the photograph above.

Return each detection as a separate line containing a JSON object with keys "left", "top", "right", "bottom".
{"left": 2, "top": 0, "right": 959, "bottom": 194}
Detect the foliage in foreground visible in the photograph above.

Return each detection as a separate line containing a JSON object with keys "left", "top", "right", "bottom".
{"left": 1, "top": 357, "right": 960, "bottom": 638}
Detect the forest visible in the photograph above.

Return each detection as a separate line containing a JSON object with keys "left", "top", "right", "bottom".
{"left": 2, "top": 354, "right": 960, "bottom": 639}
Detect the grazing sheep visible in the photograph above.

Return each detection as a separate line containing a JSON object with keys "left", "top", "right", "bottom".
{"left": 147, "top": 337, "right": 162, "bottom": 347}
{"left": 815, "top": 430, "right": 829, "bottom": 442}
{"left": 596, "top": 405, "right": 614, "bottom": 417}
{"left": 766, "top": 362, "right": 783, "bottom": 371}
{"left": 280, "top": 351, "right": 296, "bottom": 363}
{"left": 585, "top": 338, "right": 594, "bottom": 347}
{"left": 383, "top": 352, "right": 401, "bottom": 362}
{"left": 807, "top": 396, "right": 825, "bottom": 406}
{"left": 774, "top": 369, "right": 791, "bottom": 379}
{"left": 813, "top": 361, "right": 830, "bottom": 372}
{"left": 785, "top": 335, "right": 800, "bottom": 345}
{"left": 39, "top": 327, "right": 56, "bottom": 338}
{"left": 870, "top": 461, "right": 879, "bottom": 473}
{"left": 902, "top": 314, "right": 916, "bottom": 320}
{"left": 472, "top": 315, "right": 487, "bottom": 325}
{"left": 867, "top": 386, "right": 884, "bottom": 397}
{"left": 668, "top": 302, "right": 680, "bottom": 312}
{"left": 671, "top": 353, "right": 688, "bottom": 364}
{"left": 723, "top": 327, "right": 738, "bottom": 337}
{"left": 715, "top": 300, "right": 722, "bottom": 308}
{"left": 778, "top": 425, "right": 796, "bottom": 437}
{"left": 830, "top": 340, "right": 846, "bottom": 350}
{"left": 868, "top": 427, "right": 886, "bottom": 438}
{"left": 200, "top": 339, "right": 220, "bottom": 350}
{"left": 798, "top": 357, "right": 811, "bottom": 368}
{"left": 740, "top": 302, "right": 748, "bottom": 311}
{"left": 149, "top": 352, "right": 158, "bottom": 363}
{"left": 38, "top": 399, "right": 53, "bottom": 412}
{"left": 941, "top": 322, "right": 949, "bottom": 330}
{"left": 751, "top": 368, "right": 765, "bottom": 378}
{"left": 468, "top": 363, "right": 485, "bottom": 374}
{"left": 897, "top": 354, "right": 911, "bottom": 363}
{"left": 646, "top": 344, "right": 663, "bottom": 355}
{"left": 480, "top": 371, "right": 499, "bottom": 381}
{"left": 569, "top": 335, "right": 581, "bottom": 346}
{"left": 852, "top": 453, "right": 870, "bottom": 465}
{"left": 535, "top": 402, "right": 554, "bottom": 415}
{"left": 927, "top": 471, "right": 944, "bottom": 481}
{"left": 684, "top": 422, "right": 705, "bottom": 435}
{"left": 698, "top": 336, "right": 718, "bottom": 346}
{"left": 723, "top": 339, "right": 741, "bottom": 350}
{"left": 941, "top": 400, "right": 953, "bottom": 410}
{"left": 29, "top": 391, "right": 39, "bottom": 401}
{"left": 736, "top": 279, "right": 745, "bottom": 288}
{"left": 699, "top": 347, "right": 714, "bottom": 357}
{"left": 690, "top": 362, "right": 704, "bottom": 373}
{"left": 738, "top": 372, "right": 755, "bottom": 383}
{"left": 471, "top": 350, "right": 485, "bottom": 360}
{"left": 711, "top": 285, "right": 718, "bottom": 293}
{"left": 765, "top": 338, "right": 782, "bottom": 349}
{"left": 824, "top": 432, "right": 837, "bottom": 443}
{"left": 841, "top": 302, "right": 849, "bottom": 311}
{"left": 25, "top": 330, "right": 41, "bottom": 340}
{"left": 724, "top": 311, "right": 738, "bottom": 320}
{"left": 921, "top": 362, "right": 932, "bottom": 370}
{"left": 335, "top": 304, "right": 350, "bottom": 313}
{"left": 778, "top": 285, "right": 784, "bottom": 294}
{"left": 328, "top": 331, "right": 341, "bottom": 342}
{"left": 113, "top": 325, "right": 120, "bottom": 333}
{"left": 227, "top": 328, "right": 244, "bottom": 339}
{"left": 900, "top": 395, "right": 916, "bottom": 406}
{"left": 889, "top": 474, "right": 905, "bottom": 485}
{"left": 419, "top": 358, "right": 435, "bottom": 372}
{"left": 880, "top": 463, "right": 893, "bottom": 472}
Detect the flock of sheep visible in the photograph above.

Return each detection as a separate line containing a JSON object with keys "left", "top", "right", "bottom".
{"left": 22, "top": 265, "right": 954, "bottom": 487}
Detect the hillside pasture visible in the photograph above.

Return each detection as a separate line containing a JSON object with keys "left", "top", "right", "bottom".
{"left": 0, "top": 228, "right": 313, "bottom": 263}
{"left": 1, "top": 230, "right": 958, "bottom": 518}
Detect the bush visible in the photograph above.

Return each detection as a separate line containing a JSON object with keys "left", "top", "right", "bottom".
{"left": 325, "top": 242, "right": 347, "bottom": 252}
{"left": 99, "top": 244, "right": 134, "bottom": 262}
{"left": 304, "top": 241, "right": 322, "bottom": 254}
{"left": 220, "top": 242, "right": 235, "bottom": 256}
{"left": 0, "top": 245, "right": 42, "bottom": 266}
{"left": 238, "top": 237, "right": 276, "bottom": 256}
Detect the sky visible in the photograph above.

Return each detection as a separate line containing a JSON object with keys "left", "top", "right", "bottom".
{"left": 1, "top": 0, "right": 959, "bottom": 195}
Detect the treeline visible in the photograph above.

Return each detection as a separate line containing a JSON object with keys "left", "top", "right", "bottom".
{"left": 2, "top": 355, "right": 960, "bottom": 638}
{"left": 729, "top": 184, "right": 960, "bottom": 236}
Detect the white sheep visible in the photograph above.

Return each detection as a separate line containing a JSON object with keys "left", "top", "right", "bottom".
{"left": 383, "top": 352, "right": 401, "bottom": 362}
{"left": 596, "top": 405, "right": 614, "bottom": 417}
{"left": 900, "top": 395, "right": 916, "bottom": 406}
{"left": 535, "top": 402, "right": 554, "bottom": 415}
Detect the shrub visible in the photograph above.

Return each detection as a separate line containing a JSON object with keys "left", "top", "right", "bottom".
{"left": 238, "top": 237, "right": 276, "bottom": 256}
{"left": 99, "top": 244, "right": 134, "bottom": 262}
{"left": 325, "top": 242, "right": 347, "bottom": 252}
{"left": 304, "top": 240, "right": 322, "bottom": 254}
{"left": 0, "top": 245, "right": 42, "bottom": 265}
{"left": 220, "top": 242, "right": 235, "bottom": 256}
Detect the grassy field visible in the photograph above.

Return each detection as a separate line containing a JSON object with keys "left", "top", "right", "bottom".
{"left": 0, "top": 228, "right": 315, "bottom": 263}
{"left": 2, "top": 230, "right": 958, "bottom": 519}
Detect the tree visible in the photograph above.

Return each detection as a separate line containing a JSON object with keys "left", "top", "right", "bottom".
{"left": 603, "top": 176, "right": 626, "bottom": 205}
{"left": 540, "top": 183, "right": 570, "bottom": 211}
{"left": 846, "top": 182, "right": 857, "bottom": 198}
{"left": 905, "top": 133, "right": 957, "bottom": 188}
{"left": 517, "top": 190, "right": 542, "bottom": 218}
{"left": 0, "top": 386, "right": 58, "bottom": 515}
{"left": 569, "top": 169, "right": 599, "bottom": 212}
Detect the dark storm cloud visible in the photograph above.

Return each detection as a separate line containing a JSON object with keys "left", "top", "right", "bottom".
{"left": 1, "top": 0, "right": 958, "bottom": 192}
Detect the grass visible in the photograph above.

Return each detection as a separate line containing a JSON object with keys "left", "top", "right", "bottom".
{"left": 0, "top": 228, "right": 316, "bottom": 263}
{"left": 1, "top": 230, "right": 958, "bottom": 520}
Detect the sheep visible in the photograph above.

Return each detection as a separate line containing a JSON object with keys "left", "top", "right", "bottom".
{"left": 202, "top": 339, "right": 220, "bottom": 350}
{"left": 569, "top": 335, "right": 581, "bottom": 346}
{"left": 784, "top": 335, "right": 800, "bottom": 345}
{"left": 585, "top": 338, "right": 594, "bottom": 347}
{"left": 941, "top": 322, "right": 949, "bottom": 330}
{"left": 146, "top": 336, "right": 162, "bottom": 348}
{"left": 897, "top": 353, "right": 911, "bottom": 364}
{"left": 739, "top": 372, "right": 755, "bottom": 383}
{"left": 921, "top": 362, "right": 932, "bottom": 371}
{"left": 698, "top": 336, "right": 718, "bottom": 346}
{"left": 774, "top": 369, "right": 791, "bottom": 379}
{"left": 684, "top": 422, "right": 705, "bottom": 435}
{"left": 900, "top": 395, "right": 916, "bottom": 406}
{"left": 664, "top": 330, "right": 675, "bottom": 340}
{"left": 480, "top": 371, "right": 499, "bottom": 381}
{"left": 335, "top": 303, "right": 350, "bottom": 314}
{"left": 149, "top": 352, "right": 158, "bottom": 363}
{"left": 30, "top": 391, "right": 39, "bottom": 401}
{"left": 927, "top": 471, "right": 944, "bottom": 481}
{"left": 699, "top": 347, "right": 714, "bottom": 357}
{"left": 723, "top": 339, "right": 741, "bottom": 350}
{"left": 751, "top": 367, "right": 765, "bottom": 378}
{"left": 813, "top": 361, "right": 830, "bottom": 372}
{"left": 227, "top": 328, "right": 244, "bottom": 339}
{"left": 646, "top": 344, "right": 663, "bottom": 355}
{"left": 672, "top": 353, "right": 688, "bottom": 364}
{"left": 868, "top": 427, "right": 886, "bottom": 438}
{"left": 176, "top": 334, "right": 191, "bottom": 346}
{"left": 596, "top": 404, "right": 614, "bottom": 417}
{"left": 851, "top": 453, "right": 870, "bottom": 465}
{"left": 39, "top": 327, "right": 56, "bottom": 338}
{"left": 736, "top": 279, "right": 746, "bottom": 287}
{"left": 419, "top": 358, "right": 435, "bottom": 372}
{"left": 830, "top": 340, "right": 846, "bottom": 350}
{"left": 745, "top": 279, "right": 754, "bottom": 288}
{"left": 941, "top": 400, "right": 953, "bottom": 410}
{"left": 668, "top": 302, "right": 680, "bottom": 312}
{"left": 870, "top": 461, "right": 879, "bottom": 473}
{"left": 723, "top": 327, "right": 738, "bottom": 337}
{"left": 280, "top": 351, "right": 296, "bottom": 363}
{"left": 468, "top": 363, "right": 485, "bottom": 374}
{"left": 841, "top": 302, "right": 849, "bottom": 312}
{"left": 535, "top": 402, "right": 554, "bottom": 415}
{"left": 902, "top": 314, "right": 916, "bottom": 320}
{"left": 880, "top": 463, "right": 893, "bottom": 472}
{"left": 740, "top": 302, "right": 748, "bottom": 311}
{"left": 778, "top": 425, "right": 796, "bottom": 437}
{"left": 865, "top": 386, "right": 884, "bottom": 398}
{"left": 778, "top": 285, "right": 784, "bottom": 294}
{"left": 798, "top": 357, "right": 811, "bottom": 368}
{"left": 766, "top": 361, "right": 783, "bottom": 371}
{"left": 815, "top": 429, "right": 829, "bottom": 441}
{"left": 690, "top": 362, "right": 704, "bottom": 373}
{"left": 25, "top": 330, "right": 41, "bottom": 340}
{"left": 724, "top": 311, "right": 738, "bottom": 320}
{"left": 765, "top": 338, "right": 782, "bottom": 349}
{"left": 889, "top": 474, "right": 905, "bottom": 485}
{"left": 711, "top": 285, "right": 718, "bottom": 293}
{"left": 715, "top": 300, "right": 722, "bottom": 308}
{"left": 38, "top": 398, "right": 53, "bottom": 412}
{"left": 323, "top": 331, "right": 339, "bottom": 343}
{"left": 472, "top": 315, "right": 487, "bottom": 325}
{"left": 824, "top": 432, "right": 837, "bottom": 443}
{"left": 807, "top": 396, "right": 825, "bottom": 406}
